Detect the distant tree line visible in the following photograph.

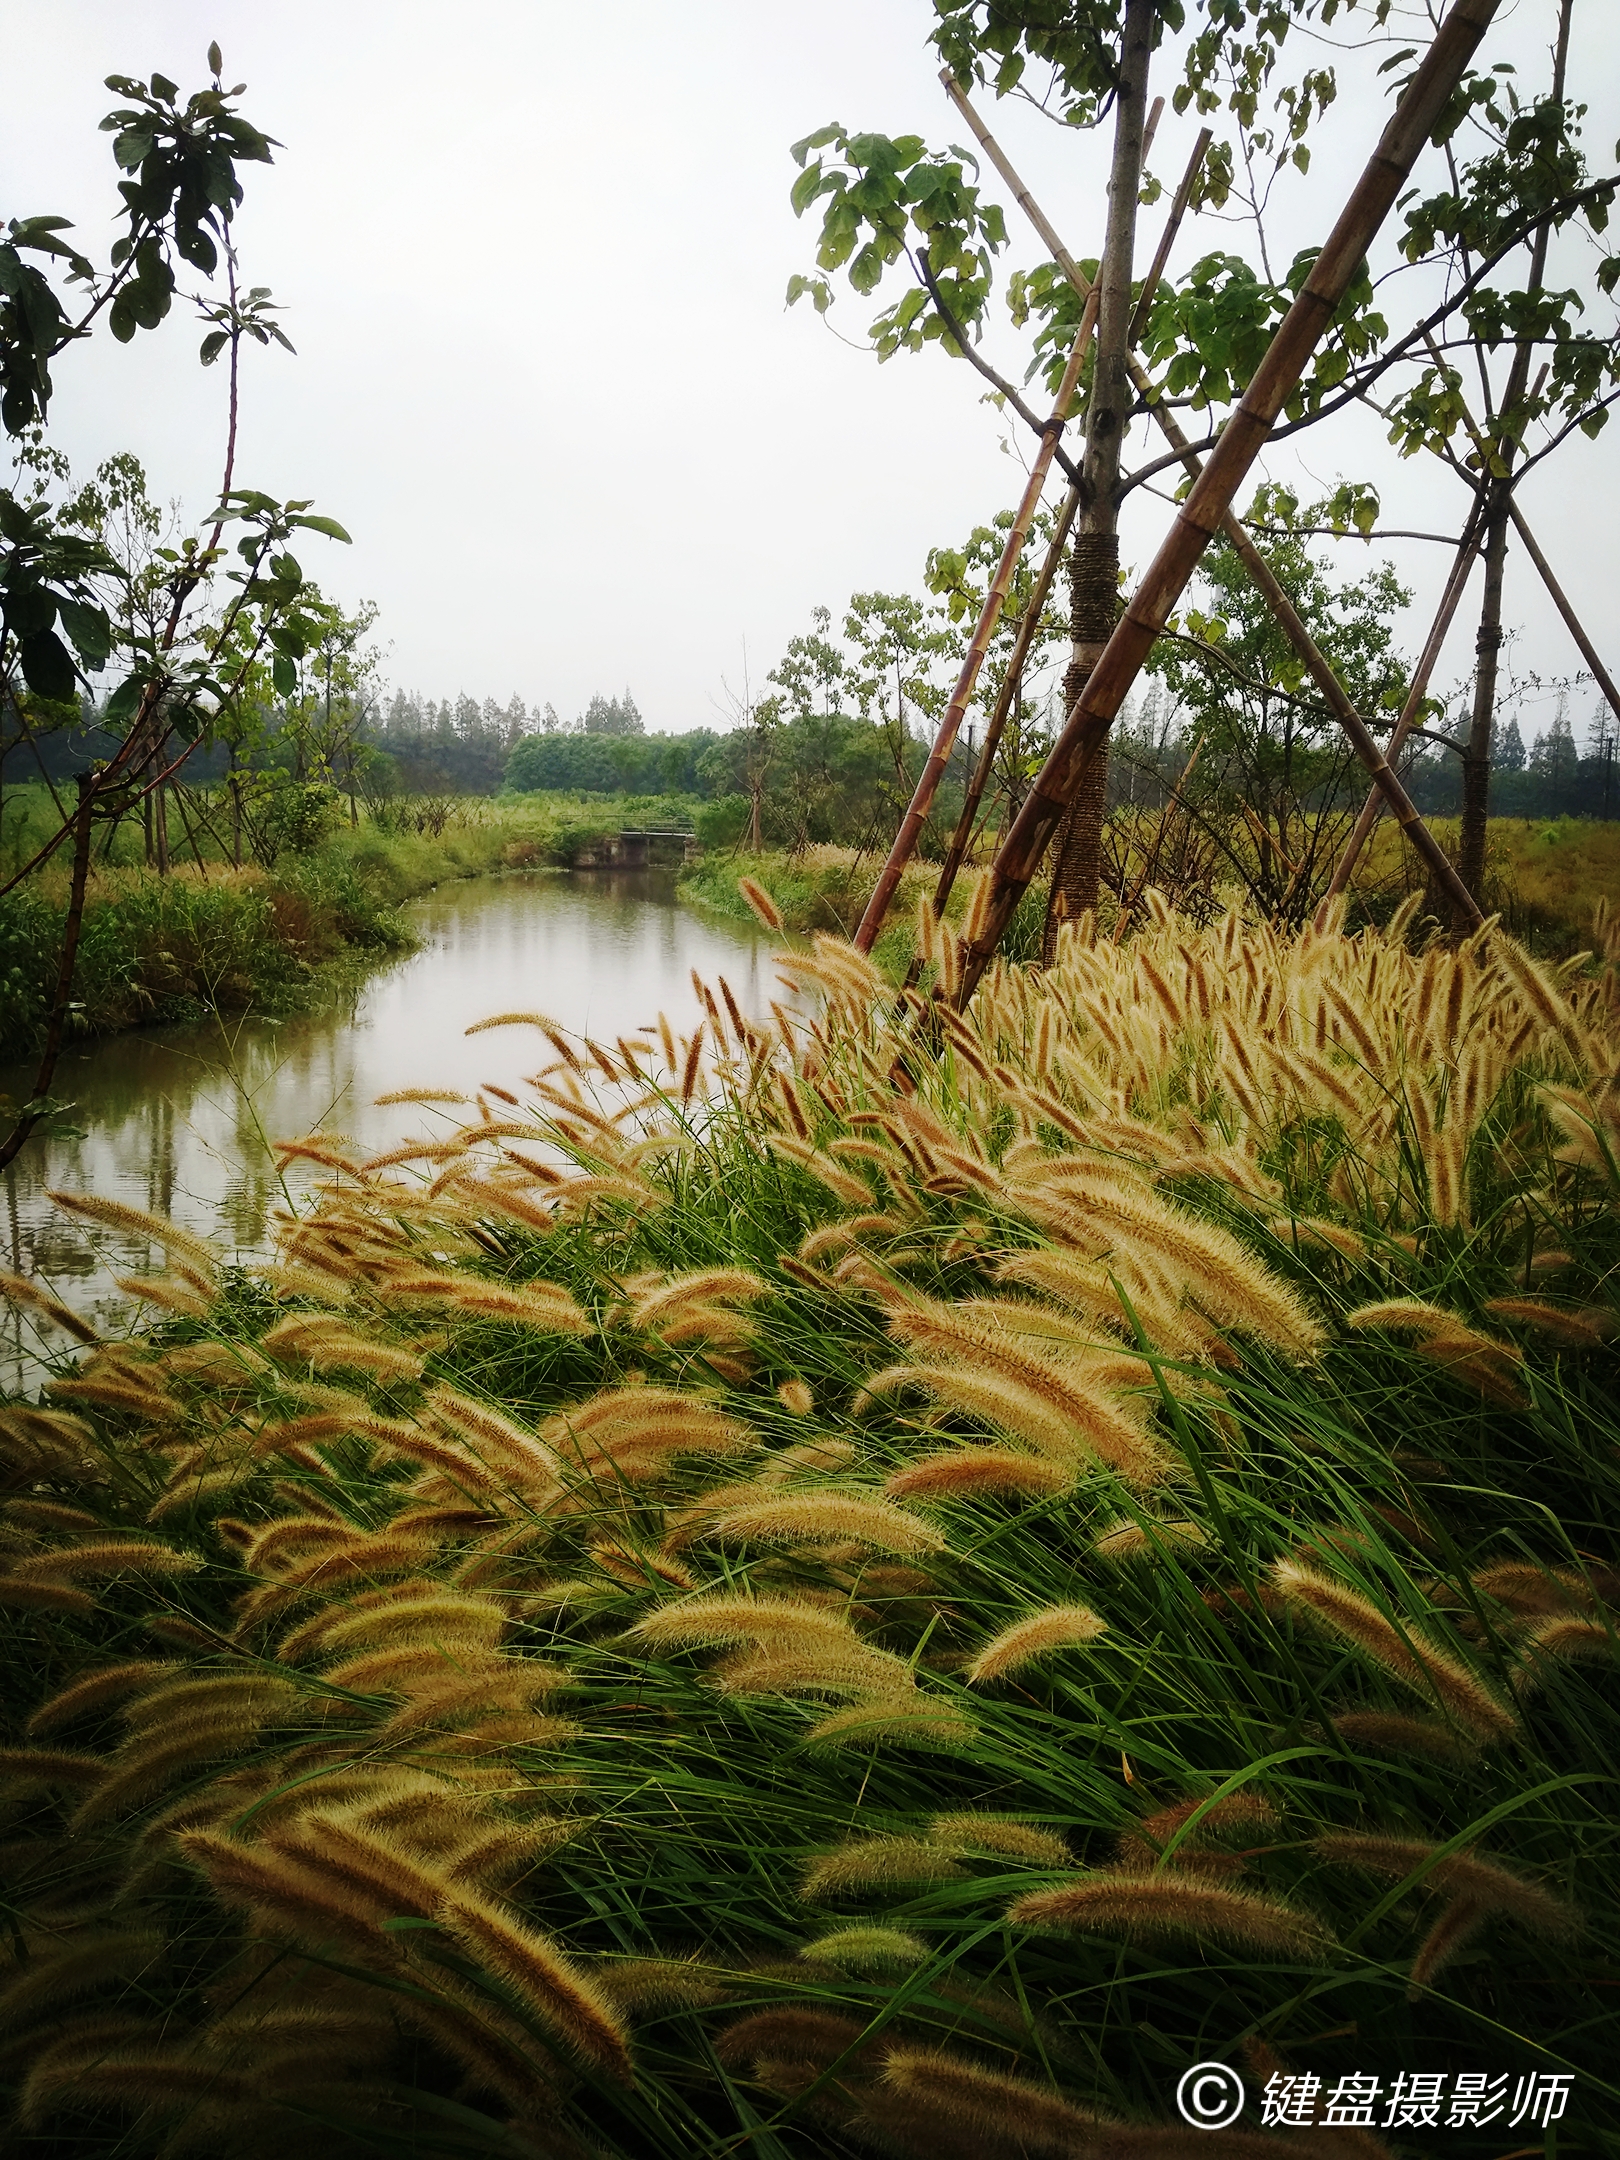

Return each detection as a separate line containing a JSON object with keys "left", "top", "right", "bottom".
{"left": 1401, "top": 700, "right": 1619, "bottom": 822}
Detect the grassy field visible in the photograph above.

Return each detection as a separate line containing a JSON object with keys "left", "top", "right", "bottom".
{"left": 685, "top": 815, "right": 1618, "bottom": 968}
{"left": 1377, "top": 816, "right": 1620, "bottom": 952}
{"left": 0, "top": 894, "right": 1615, "bottom": 2156}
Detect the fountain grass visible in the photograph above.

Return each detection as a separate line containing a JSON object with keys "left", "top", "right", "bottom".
{"left": 0, "top": 895, "right": 1617, "bottom": 2156}
{"left": 680, "top": 844, "right": 1051, "bottom": 973}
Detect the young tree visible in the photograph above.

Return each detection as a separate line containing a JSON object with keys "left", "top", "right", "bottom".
{"left": 1377, "top": 0, "right": 1620, "bottom": 911}
{"left": 1140, "top": 503, "right": 1414, "bottom": 923}
{"left": 843, "top": 589, "right": 954, "bottom": 821}
{"left": 788, "top": 1, "right": 1366, "bottom": 943}
{"left": 786, "top": 1, "right": 1618, "bottom": 947}
{"left": 0, "top": 49, "right": 348, "bottom": 1164}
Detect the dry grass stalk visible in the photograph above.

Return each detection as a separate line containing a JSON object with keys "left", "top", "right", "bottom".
{"left": 1313, "top": 1830, "right": 1577, "bottom": 1992}
{"left": 801, "top": 1837, "right": 968, "bottom": 1901}
{"left": 0, "top": 1268, "right": 101, "bottom": 1344}
{"left": 803, "top": 1698, "right": 979, "bottom": 1753}
{"left": 884, "top": 1449, "right": 1073, "bottom": 1502}
{"left": 929, "top": 1815, "right": 1073, "bottom": 1868}
{"left": 798, "top": 1924, "right": 928, "bottom": 1971}
{"left": 872, "top": 2050, "right": 1111, "bottom": 2156}
{"left": 26, "top": 1663, "right": 168, "bottom": 1735}
{"left": 46, "top": 1189, "right": 218, "bottom": 1274}
{"left": 698, "top": 1490, "right": 947, "bottom": 1558}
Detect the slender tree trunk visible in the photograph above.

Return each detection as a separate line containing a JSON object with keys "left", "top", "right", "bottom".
{"left": 1042, "top": 0, "right": 1153, "bottom": 961}
{"left": 1450, "top": 0, "right": 1570, "bottom": 920}
{"left": 1044, "top": 532, "right": 1121, "bottom": 957}
{"left": 1454, "top": 496, "right": 1509, "bottom": 909}
{"left": 0, "top": 774, "right": 95, "bottom": 1172}
{"left": 154, "top": 777, "right": 170, "bottom": 875}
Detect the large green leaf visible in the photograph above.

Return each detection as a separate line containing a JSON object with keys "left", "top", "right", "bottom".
{"left": 286, "top": 513, "right": 352, "bottom": 543}
{"left": 57, "top": 598, "right": 112, "bottom": 664}
{"left": 19, "top": 626, "right": 77, "bottom": 700}
{"left": 103, "top": 673, "right": 146, "bottom": 724}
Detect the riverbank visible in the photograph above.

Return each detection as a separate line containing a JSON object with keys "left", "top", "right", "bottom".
{"left": 0, "top": 789, "right": 701, "bottom": 1064}
{"left": 4, "top": 793, "right": 1609, "bottom": 1066}
{"left": 684, "top": 815, "right": 1618, "bottom": 972}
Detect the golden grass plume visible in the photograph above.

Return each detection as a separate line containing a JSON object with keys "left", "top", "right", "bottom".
{"left": 964, "top": 1606, "right": 1107, "bottom": 1686}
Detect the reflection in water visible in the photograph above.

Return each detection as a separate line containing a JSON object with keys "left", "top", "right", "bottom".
{"left": 1, "top": 871, "right": 771, "bottom": 1389}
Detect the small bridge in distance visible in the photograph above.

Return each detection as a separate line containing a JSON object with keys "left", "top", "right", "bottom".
{"left": 571, "top": 827, "right": 697, "bottom": 869}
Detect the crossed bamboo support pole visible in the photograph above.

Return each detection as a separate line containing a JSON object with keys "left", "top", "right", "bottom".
{"left": 937, "top": 53, "right": 1493, "bottom": 966}
{"left": 1315, "top": 504, "right": 1485, "bottom": 922}
{"left": 1319, "top": 362, "right": 1620, "bottom": 918}
{"left": 851, "top": 292, "right": 1098, "bottom": 952}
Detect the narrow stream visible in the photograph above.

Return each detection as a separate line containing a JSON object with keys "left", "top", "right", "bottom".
{"left": 0, "top": 871, "right": 774, "bottom": 1388}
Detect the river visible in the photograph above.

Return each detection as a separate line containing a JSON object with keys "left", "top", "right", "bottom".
{"left": 0, "top": 871, "right": 773, "bottom": 1390}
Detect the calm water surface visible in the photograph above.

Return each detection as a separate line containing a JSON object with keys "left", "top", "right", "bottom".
{"left": 0, "top": 872, "right": 772, "bottom": 1387}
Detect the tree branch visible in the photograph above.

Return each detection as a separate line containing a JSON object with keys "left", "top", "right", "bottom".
{"left": 912, "top": 247, "right": 1084, "bottom": 488}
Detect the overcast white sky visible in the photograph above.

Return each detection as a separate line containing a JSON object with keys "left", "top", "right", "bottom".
{"left": 4, "top": 0, "right": 1617, "bottom": 742}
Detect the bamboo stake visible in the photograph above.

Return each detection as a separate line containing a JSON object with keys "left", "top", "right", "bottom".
{"left": 1507, "top": 501, "right": 1620, "bottom": 732}
{"left": 1129, "top": 128, "right": 1214, "bottom": 349}
{"left": 950, "top": 0, "right": 1499, "bottom": 999}
{"left": 948, "top": 75, "right": 1481, "bottom": 942}
{"left": 910, "top": 124, "right": 1211, "bottom": 958}
{"left": 1315, "top": 502, "right": 1485, "bottom": 922}
{"left": 929, "top": 484, "right": 1081, "bottom": 918}
{"left": 852, "top": 290, "right": 1098, "bottom": 951}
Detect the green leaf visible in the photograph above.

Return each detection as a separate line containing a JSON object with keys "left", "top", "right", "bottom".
{"left": 271, "top": 652, "right": 297, "bottom": 698}
{"left": 104, "top": 674, "right": 146, "bottom": 723}
{"left": 19, "top": 628, "right": 77, "bottom": 701}
{"left": 112, "top": 128, "right": 156, "bottom": 170}
{"left": 791, "top": 122, "right": 844, "bottom": 168}
{"left": 57, "top": 599, "right": 113, "bottom": 664}
{"left": 849, "top": 241, "right": 886, "bottom": 296}
{"left": 127, "top": 280, "right": 170, "bottom": 331}
{"left": 149, "top": 72, "right": 179, "bottom": 101}
{"left": 285, "top": 514, "right": 352, "bottom": 543}
{"left": 199, "top": 329, "right": 229, "bottom": 365}
{"left": 790, "top": 164, "right": 826, "bottom": 216}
